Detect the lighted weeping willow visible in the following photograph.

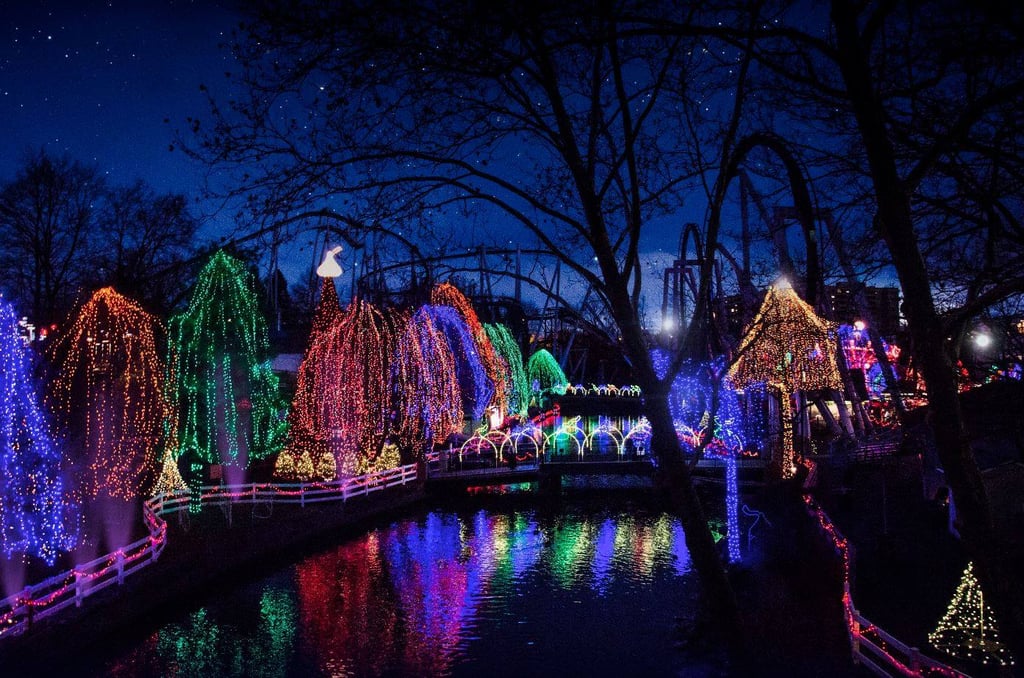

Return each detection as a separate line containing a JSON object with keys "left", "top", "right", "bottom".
{"left": 0, "top": 300, "right": 78, "bottom": 564}
{"left": 431, "top": 283, "right": 507, "bottom": 414}
{"left": 167, "top": 251, "right": 287, "bottom": 478}
{"left": 727, "top": 280, "right": 841, "bottom": 478}
{"left": 485, "top": 323, "right": 528, "bottom": 417}
{"left": 46, "top": 287, "right": 165, "bottom": 500}
{"left": 311, "top": 299, "right": 396, "bottom": 475}
{"left": 276, "top": 278, "right": 342, "bottom": 481}
{"left": 527, "top": 349, "right": 568, "bottom": 397}
{"left": 391, "top": 308, "right": 462, "bottom": 451}
{"left": 422, "top": 305, "right": 493, "bottom": 421}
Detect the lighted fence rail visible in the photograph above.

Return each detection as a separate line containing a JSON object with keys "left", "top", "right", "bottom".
{"left": 0, "top": 462, "right": 419, "bottom": 640}
{"left": 802, "top": 487, "right": 968, "bottom": 677}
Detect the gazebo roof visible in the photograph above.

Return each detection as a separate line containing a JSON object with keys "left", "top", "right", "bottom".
{"left": 728, "top": 279, "right": 842, "bottom": 392}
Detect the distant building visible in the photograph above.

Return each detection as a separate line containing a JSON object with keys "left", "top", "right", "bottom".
{"left": 823, "top": 283, "right": 901, "bottom": 338}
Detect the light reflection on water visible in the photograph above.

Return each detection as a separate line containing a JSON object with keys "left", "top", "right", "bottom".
{"left": 105, "top": 503, "right": 701, "bottom": 677}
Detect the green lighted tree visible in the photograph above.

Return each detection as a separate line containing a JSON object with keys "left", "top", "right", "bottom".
{"left": 485, "top": 323, "right": 528, "bottom": 418}
{"left": 167, "top": 250, "right": 287, "bottom": 486}
{"left": 527, "top": 349, "right": 568, "bottom": 401}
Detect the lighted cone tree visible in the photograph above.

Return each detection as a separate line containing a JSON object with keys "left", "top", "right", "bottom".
{"left": 727, "top": 280, "right": 841, "bottom": 479}
{"left": 46, "top": 287, "right": 165, "bottom": 501}
{"left": 431, "top": 283, "right": 507, "bottom": 415}
{"left": 930, "top": 562, "right": 1015, "bottom": 667}
{"left": 485, "top": 323, "right": 528, "bottom": 418}
{"left": 167, "top": 251, "right": 287, "bottom": 490}
{"left": 0, "top": 300, "right": 77, "bottom": 565}
{"left": 527, "top": 349, "right": 568, "bottom": 400}
{"left": 275, "top": 278, "right": 342, "bottom": 481}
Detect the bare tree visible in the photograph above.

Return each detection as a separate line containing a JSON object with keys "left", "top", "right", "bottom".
{"left": 679, "top": 0, "right": 1024, "bottom": 658}
{"left": 0, "top": 150, "right": 104, "bottom": 326}
{"left": 188, "top": 0, "right": 756, "bottom": 639}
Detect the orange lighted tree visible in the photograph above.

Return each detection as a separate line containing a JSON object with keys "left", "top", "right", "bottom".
{"left": 47, "top": 287, "right": 166, "bottom": 500}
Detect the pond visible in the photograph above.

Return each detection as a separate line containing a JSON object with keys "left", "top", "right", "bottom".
{"left": 98, "top": 494, "right": 716, "bottom": 677}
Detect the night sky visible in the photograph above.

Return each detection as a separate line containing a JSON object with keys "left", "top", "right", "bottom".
{"left": 0, "top": 1, "right": 800, "bottom": 321}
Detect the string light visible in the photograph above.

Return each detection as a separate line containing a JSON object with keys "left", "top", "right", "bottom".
{"left": 46, "top": 287, "right": 165, "bottom": 501}
{"left": 393, "top": 309, "right": 462, "bottom": 450}
{"left": 484, "top": 323, "right": 528, "bottom": 417}
{"left": 431, "top": 283, "right": 507, "bottom": 414}
{"left": 728, "top": 282, "right": 841, "bottom": 478}
{"left": 930, "top": 562, "right": 1015, "bottom": 667}
{"left": 276, "top": 279, "right": 342, "bottom": 481}
{"left": 527, "top": 349, "right": 568, "bottom": 399}
{"left": 166, "top": 251, "right": 287, "bottom": 478}
{"left": 421, "top": 305, "right": 493, "bottom": 421}
{"left": 0, "top": 299, "right": 78, "bottom": 565}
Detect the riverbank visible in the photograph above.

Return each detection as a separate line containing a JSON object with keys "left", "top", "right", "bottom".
{"left": 0, "top": 476, "right": 867, "bottom": 677}
{"left": 0, "top": 484, "right": 426, "bottom": 676}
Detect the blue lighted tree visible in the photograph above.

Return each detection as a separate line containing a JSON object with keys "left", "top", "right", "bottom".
{"left": 0, "top": 300, "right": 77, "bottom": 565}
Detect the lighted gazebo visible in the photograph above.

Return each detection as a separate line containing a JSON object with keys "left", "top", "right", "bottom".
{"left": 727, "top": 279, "right": 842, "bottom": 478}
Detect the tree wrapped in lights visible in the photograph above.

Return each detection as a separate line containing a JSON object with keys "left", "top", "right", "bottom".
{"left": 46, "top": 287, "right": 165, "bottom": 501}
{"left": 0, "top": 300, "right": 77, "bottom": 565}
{"left": 311, "top": 298, "right": 396, "bottom": 475}
{"left": 421, "top": 305, "right": 493, "bottom": 422}
{"left": 431, "top": 283, "right": 507, "bottom": 414}
{"left": 930, "top": 562, "right": 1015, "bottom": 667}
{"left": 276, "top": 278, "right": 342, "bottom": 481}
{"left": 485, "top": 323, "right": 528, "bottom": 418}
{"left": 390, "top": 308, "right": 462, "bottom": 452}
{"left": 167, "top": 251, "right": 287, "bottom": 481}
{"left": 728, "top": 280, "right": 841, "bottom": 479}
{"left": 527, "top": 349, "right": 568, "bottom": 401}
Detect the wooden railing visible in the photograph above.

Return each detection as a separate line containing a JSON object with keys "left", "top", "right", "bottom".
{"left": 0, "top": 462, "right": 419, "bottom": 640}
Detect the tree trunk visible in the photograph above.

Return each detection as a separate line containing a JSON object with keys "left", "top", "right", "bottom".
{"left": 645, "top": 389, "right": 744, "bottom": 643}
{"left": 832, "top": 0, "right": 1024, "bottom": 659}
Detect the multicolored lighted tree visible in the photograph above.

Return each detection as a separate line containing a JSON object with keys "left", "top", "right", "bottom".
{"left": 391, "top": 309, "right": 462, "bottom": 451}
{"left": 46, "top": 287, "right": 165, "bottom": 501}
{"left": 527, "top": 349, "right": 568, "bottom": 400}
{"left": 421, "top": 305, "right": 493, "bottom": 422}
{"left": 0, "top": 300, "right": 77, "bottom": 565}
{"left": 485, "top": 323, "right": 528, "bottom": 418}
{"left": 728, "top": 280, "right": 841, "bottom": 478}
{"left": 431, "top": 283, "right": 507, "bottom": 415}
{"left": 276, "top": 278, "right": 342, "bottom": 481}
{"left": 167, "top": 251, "right": 286, "bottom": 485}
{"left": 313, "top": 298, "right": 396, "bottom": 475}
{"left": 930, "top": 562, "right": 1015, "bottom": 667}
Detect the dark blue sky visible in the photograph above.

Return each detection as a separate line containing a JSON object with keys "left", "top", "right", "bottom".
{"left": 0, "top": 0, "right": 241, "bottom": 228}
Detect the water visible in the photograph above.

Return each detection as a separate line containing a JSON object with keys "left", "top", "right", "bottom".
{"left": 100, "top": 499, "right": 707, "bottom": 677}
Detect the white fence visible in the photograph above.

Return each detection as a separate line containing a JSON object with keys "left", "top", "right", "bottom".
{"left": 0, "top": 462, "right": 419, "bottom": 640}
{"left": 802, "top": 489, "right": 968, "bottom": 677}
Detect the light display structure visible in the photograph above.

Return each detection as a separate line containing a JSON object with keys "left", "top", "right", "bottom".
{"left": 46, "top": 287, "right": 165, "bottom": 502}
{"left": 166, "top": 251, "right": 287, "bottom": 495}
{"left": 421, "top": 305, "right": 494, "bottom": 422}
{"left": 0, "top": 299, "right": 77, "bottom": 565}
{"left": 930, "top": 562, "right": 1015, "bottom": 668}
{"left": 728, "top": 280, "right": 841, "bottom": 479}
